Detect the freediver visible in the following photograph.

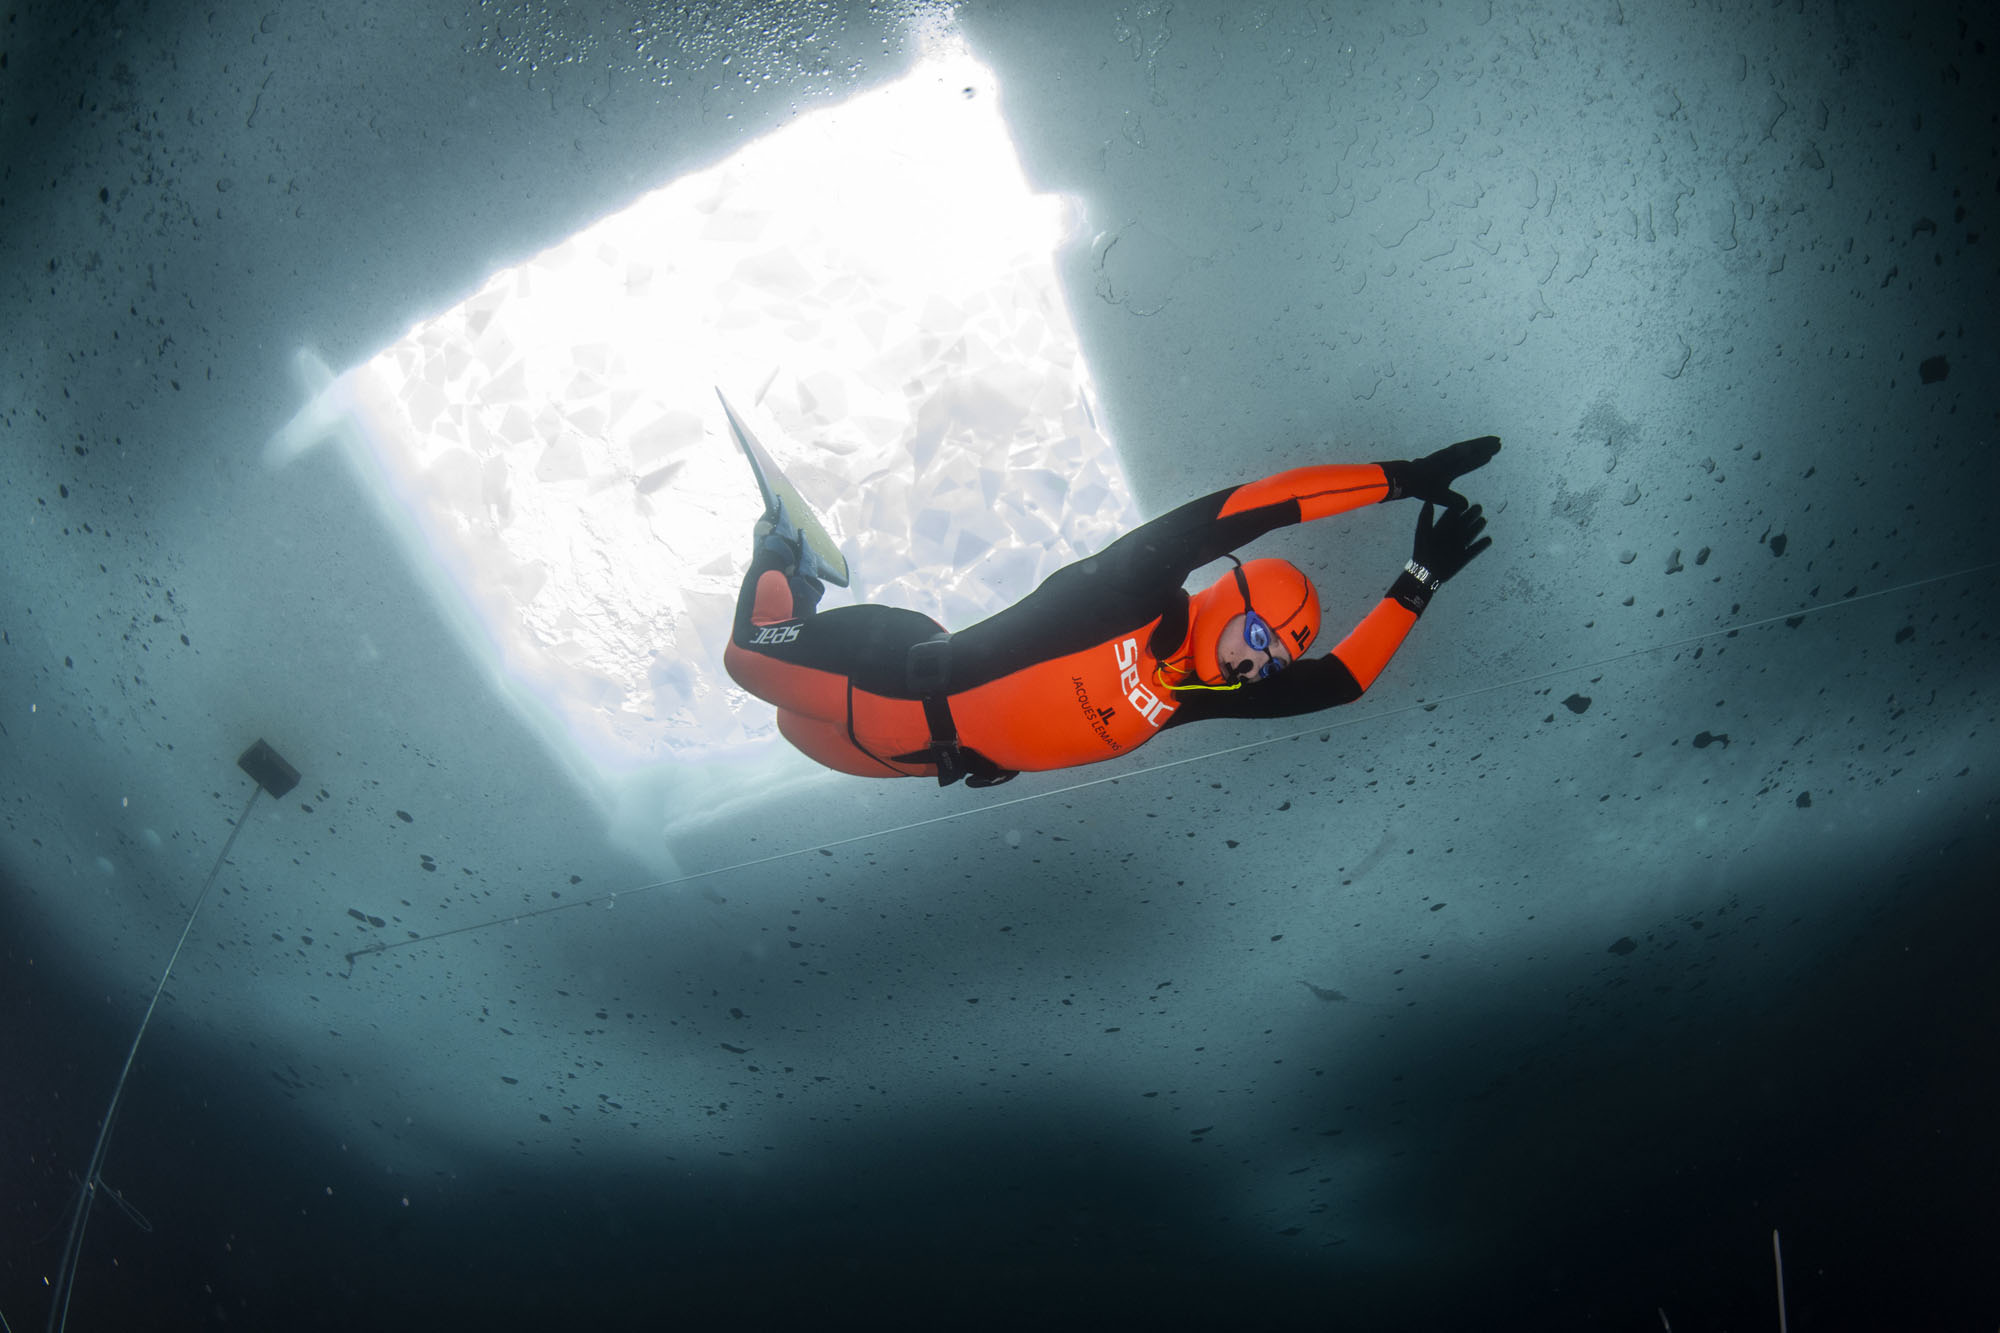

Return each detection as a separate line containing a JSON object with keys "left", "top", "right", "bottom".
{"left": 721, "top": 404, "right": 1500, "bottom": 789}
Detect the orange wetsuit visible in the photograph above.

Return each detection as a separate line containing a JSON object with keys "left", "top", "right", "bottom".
{"left": 722, "top": 463, "right": 1430, "bottom": 786}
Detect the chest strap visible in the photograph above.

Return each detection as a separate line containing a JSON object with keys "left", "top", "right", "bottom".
{"left": 892, "top": 633, "right": 1018, "bottom": 788}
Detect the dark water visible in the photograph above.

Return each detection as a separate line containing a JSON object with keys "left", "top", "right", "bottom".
{"left": 6, "top": 828, "right": 1997, "bottom": 1332}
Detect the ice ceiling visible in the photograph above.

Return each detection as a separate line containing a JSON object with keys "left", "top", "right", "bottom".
{"left": 2, "top": 1, "right": 1995, "bottom": 1328}
{"left": 277, "top": 40, "right": 1137, "bottom": 774}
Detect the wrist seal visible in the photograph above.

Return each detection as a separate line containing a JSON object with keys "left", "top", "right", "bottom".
{"left": 1377, "top": 460, "right": 1408, "bottom": 502}
{"left": 1388, "top": 561, "right": 1439, "bottom": 614}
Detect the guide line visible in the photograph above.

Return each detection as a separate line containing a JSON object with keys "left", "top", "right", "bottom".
{"left": 342, "top": 559, "right": 1997, "bottom": 972}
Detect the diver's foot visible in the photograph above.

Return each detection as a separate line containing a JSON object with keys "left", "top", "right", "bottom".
{"left": 754, "top": 496, "right": 838, "bottom": 585}
{"left": 721, "top": 387, "right": 852, "bottom": 587}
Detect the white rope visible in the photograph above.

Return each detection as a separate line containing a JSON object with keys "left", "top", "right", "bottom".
{"left": 48, "top": 787, "right": 264, "bottom": 1333}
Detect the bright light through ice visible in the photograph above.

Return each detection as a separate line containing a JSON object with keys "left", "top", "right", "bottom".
{"left": 322, "top": 40, "right": 1138, "bottom": 771}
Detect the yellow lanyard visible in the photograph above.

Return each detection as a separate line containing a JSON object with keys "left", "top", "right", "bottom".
{"left": 1155, "top": 661, "right": 1241, "bottom": 694}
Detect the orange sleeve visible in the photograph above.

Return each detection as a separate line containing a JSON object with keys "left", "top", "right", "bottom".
{"left": 1217, "top": 463, "right": 1391, "bottom": 522}
{"left": 1328, "top": 595, "right": 1420, "bottom": 692}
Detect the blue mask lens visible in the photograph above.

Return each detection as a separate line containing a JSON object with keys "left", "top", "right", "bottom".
{"left": 1243, "top": 612, "right": 1286, "bottom": 678}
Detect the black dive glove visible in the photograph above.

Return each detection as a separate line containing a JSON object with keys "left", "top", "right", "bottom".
{"left": 1388, "top": 502, "right": 1491, "bottom": 613}
{"left": 1380, "top": 435, "right": 1502, "bottom": 510}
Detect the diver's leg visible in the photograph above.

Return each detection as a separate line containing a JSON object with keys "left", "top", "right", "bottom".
{"left": 725, "top": 536, "right": 942, "bottom": 699}
{"left": 775, "top": 710, "right": 914, "bottom": 778}
{"left": 733, "top": 535, "right": 826, "bottom": 640}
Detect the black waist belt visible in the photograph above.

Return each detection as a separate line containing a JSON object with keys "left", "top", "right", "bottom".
{"left": 893, "top": 633, "right": 1018, "bottom": 789}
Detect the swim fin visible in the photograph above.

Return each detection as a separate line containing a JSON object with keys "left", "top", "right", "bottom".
{"left": 716, "top": 388, "right": 851, "bottom": 588}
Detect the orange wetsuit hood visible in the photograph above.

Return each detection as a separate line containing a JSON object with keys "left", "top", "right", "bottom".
{"left": 1179, "top": 556, "right": 1322, "bottom": 686}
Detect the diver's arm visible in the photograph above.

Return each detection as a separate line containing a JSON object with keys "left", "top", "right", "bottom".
{"left": 1036, "top": 440, "right": 1503, "bottom": 646}
{"left": 1213, "top": 463, "right": 1395, "bottom": 525}
{"left": 1159, "top": 655, "right": 1365, "bottom": 724}
{"left": 1098, "top": 463, "right": 1393, "bottom": 584}
{"left": 1158, "top": 602, "right": 1406, "bottom": 724}
{"left": 1106, "top": 435, "right": 1501, "bottom": 581}
{"left": 1163, "top": 501, "right": 1492, "bottom": 726}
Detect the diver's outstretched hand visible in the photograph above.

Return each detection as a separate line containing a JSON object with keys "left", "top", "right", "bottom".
{"left": 1389, "top": 501, "right": 1492, "bottom": 614}
{"left": 1412, "top": 501, "right": 1491, "bottom": 586}
{"left": 1383, "top": 435, "right": 1501, "bottom": 510}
